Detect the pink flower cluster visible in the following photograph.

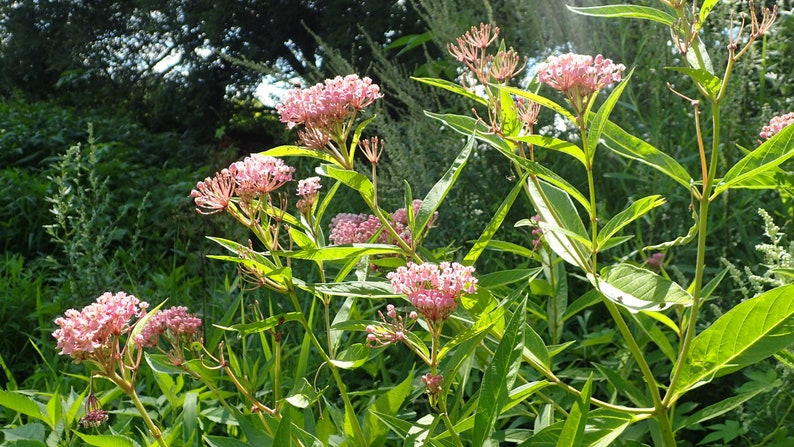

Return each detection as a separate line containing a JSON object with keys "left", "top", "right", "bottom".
{"left": 53, "top": 292, "right": 149, "bottom": 360}
{"left": 191, "top": 155, "right": 296, "bottom": 214}
{"left": 387, "top": 262, "right": 477, "bottom": 322}
{"left": 328, "top": 200, "right": 433, "bottom": 246}
{"left": 230, "top": 154, "right": 295, "bottom": 197}
{"left": 760, "top": 112, "right": 794, "bottom": 140}
{"left": 276, "top": 75, "right": 382, "bottom": 146}
{"left": 536, "top": 53, "right": 625, "bottom": 100}
{"left": 135, "top": 306, "right": 202, "bottom": 348}
{"left": 296, "top": 176, "right": 322, "bottom": 214}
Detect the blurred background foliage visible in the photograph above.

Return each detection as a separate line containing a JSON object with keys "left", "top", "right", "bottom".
{"left": 1, "top": 0, "right": 793, "bottom": 444}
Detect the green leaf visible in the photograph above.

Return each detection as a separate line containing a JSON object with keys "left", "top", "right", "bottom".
{"left": 644, "top": 208, "right": 698, "bottom": 252}
{"left": 273, "top": 406, "right": 292, "bottom": 447}
{"left": 591, "top": 263, "right": 693, "bottom": 312}
{"left": 363, "top": 373, "right": 413, "bottom": 447}
{"left": 510, "top": 135, "right": 586, "bottom": 166}
{"left": 714, "top": 123, "right": 794, "bottom": 196}
{"left": 597, "top": 195, "right": 666, "bottom": 250}
{"left": 386, "top": 32, "right": 433, "bottom": 57}
{"left": 665, "top": 67, "right": 722, "bottom": 98}
{"left": 329, "top": 343, "right": 370, "bottom": 369}
{"left": 275, "top": 244, "right": 404, "bottom": 261}
{"left": 473, "top": 297, "right": 526, "bottom": 447}
{"left": 302, "top": 281, "right": 398, "bottom": 298}
{"left": 503, "top": 381, "right": 552, "bottom": 413}
{"left": 498, "top": 85, "right": 576, "bottom": 122}
{"left": 566, "top": 4, "right": 676, "bottom": 26}
{"left": 316, "top": 164, "right": 375, "bottom": 202}
{"left": 674, "top": 380, "right": 776, "bottom": 432}
{"left": 203, "top": 435, "right": 251, "bottom": 447}
{"left": 412, "top": 77, "right": 488, "bottom": 106}
{"left": 582, "top": 409, "right": 635, "bottom": 447}
{"left": 687, "top": 36, "right": 715, "bottom": 74}
{"left": 477, "top": 267, "right": 542, "bottom": 289}
{"left": 183, "top": 390, "right": 199, "bottom": 447}
{"left": 261, "top": 145, "right": 339, "bottom": 165}
{"left": 526, "top": 177, "right": 591, "bottom": 273}
{"left": 557, "top": 374, "right": 593, "bottom": 447}
{"left": 669, "top": 284, "right": 794, "bottom": 401}
{"left": 464, "top": 172, "right": 527, "bottom": 266}
{"left": 1, "top": 423, "right": 46, "bottom": 443}
{"left": 74, "top": 433, "right": 135, "bottom": 447}
{"left": 587, "top": 69, "right": 634, "bottom": 158}
{"left": 499, "top": 85, "right": 521, "bottom": 138}
{"left": 219, "top": 312, "right": 302, "bottom": 336}
{"left": 593, "top": 363, "right": 651, "bottom": 407}
{"left": 0, "top": 390, "right": 46, "bottom": 423}
{"left": 699, "top": 0, "right": 720, "bottom": 26}
{"left": 439, "top": 304, "right": 504, "bottom": 361}
{"left": 599, "top": 119, "right": 692, "bottom": 189}
{"left": 414, "top": 135, "right": 475, "bottom": 243}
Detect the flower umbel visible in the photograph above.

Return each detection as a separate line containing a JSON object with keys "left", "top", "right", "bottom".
{"left": 191, "top": 168, "right": 235, "bottom": 215}
{"left": 53, "top": 292, "right": 149, "bottom": 361}
{"left": 536, "top": 53, "right": 625, "bottom": 115}
{"left": 230, "top": 154, "right": 295, "bottom": 198}
{"left": 80, "top": 392, "right": 109, "bottom": 429}
{"left": 387, "top": 262, "right": 477, "bottom": 323}
{"left": 135, "top": 306, "right": 202, "bottom": 349}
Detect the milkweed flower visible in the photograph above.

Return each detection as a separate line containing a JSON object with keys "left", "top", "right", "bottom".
{"left": 760, "top": 112, "right": 794, "bottom": 140}
{"left": 230, "top": 154, "right": 295, "bottom": 197}
{"left": 328, "top": 213, "right": 388, "bottom": 245}
{"left": 276, "top": 74, "right": 382, "bottom": 147}
{"left": 536, "top": 53, "right": 625, "bottom": 115}
{"left": 387, "top": 262, "right": 477, "bottom": 323}
{"left": 296, "top": 176, "right": 322, "bottom": 214}
{"left": 365, "top": 304, "right": 418, "bottom": 348}
{"left": 80, "top": 393, "right": 109, "bottom": 428}
{"left": 191, "top": 168, "right": 235, "bottom": 215}
{"left": 53, "top": 292, "right": 149, "bottom": 361}
{"left": 135, "top": 306, "right": 202, "bottom": 349}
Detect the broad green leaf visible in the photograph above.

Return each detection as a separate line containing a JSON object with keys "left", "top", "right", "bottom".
{"left": 499, "top": 85, "right": 521, "bottom": 138}
{"left": 557, "top": 375, "right": 593, "bottom": 447}
{"left": 412, "top": 76, "right": 488, "bottom": 106}
{"left": 74, "top": 433, "right": 135, "bottom": 447}
{"left": 415, "top": 135, "right": 475, "bottom": 242}
{"left": 274, "top": 244, "right": 403, "bottom": 261}
{"left": 599, "top": 120, "right": 692, "bottom": 189}
{"left": 473, "top": 297, "right": 526, "bottom": 447}
{"left": 329, "top": 343, "right": 370, "bottom": 369}
{"left": 510, "top": 135, "right": 586, "bottom": 166}
{"left": 464, "top": 173, "right": 527, "bottom": 266}
{"left": 699, "top": 0, "right": 720, "bottom": 26}
{"left": 183, "top": 390, "right": 199, "bottom": 447}
{"left": 596, "top": 195, "right": 666, "bottom": 250}
{"left": 483, "top": 239, "right": 537, "bottom": 259}
{"left": 714, "top": 122, "right": 794, "bottom": 196}
{"left": 273, "top": 407, "right": 292, "bottom": 447}
{"left": 1, "top": 423, "right": 46, "bottom": 443}
{"left": 363, "top": 373, "right": 413, "bottom": 447}
{"left": 665, "top": 67, "right": 721, "bottom": 98}
{"left": 669, "top": 284, "right": 794, "bottom": 401}
{"left": 261, "top": 145, "right": 339, "bottom": 165}
{"left": 587, "top": 69, "right": 634, "bottom": 158}
{"left": 582, "top": 409, "right": 635, "bottom": 447}
{"left": 687, "top": 36, "right": 714, "bottom": 74}
{"left": 591, "top": 263, "right": 693, "bottom": 312}
{"left": 316, "top": 164, "right": 375, "bottom": 202}
{"left": 526, "top": 178, "right": 591, "bottom": 273}
{"left": 566, "top": 5, "right": 676, "bottom": 26}
{"left": 498, "top": 85, "right": 576, "bottom": 122}
{"left": 0, "top": 390, "right": 46, "bottom": 423}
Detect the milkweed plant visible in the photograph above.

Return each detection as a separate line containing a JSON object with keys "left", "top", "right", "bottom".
{"left": 37, "top": 1, "right": 794, "bottom": 446}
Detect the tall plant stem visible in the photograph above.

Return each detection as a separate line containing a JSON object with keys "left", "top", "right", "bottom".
{"left": 109, "top": 372, "right": 167, "bottom": 447}
{"left": 665, "top": 102, "right": 721, "bottom": 407}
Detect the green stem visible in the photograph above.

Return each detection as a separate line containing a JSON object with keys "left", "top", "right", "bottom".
{"left": 440, "top": 411, "right": 464, "bottom": 447}
{"left": 109, "top": 372, "right": 167, "bottom": 447}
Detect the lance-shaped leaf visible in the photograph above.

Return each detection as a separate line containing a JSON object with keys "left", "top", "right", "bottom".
{"left": 412, "top": 76, "right": 488, "bottom": 106}
{"left": 699, "top": 0, "right": 720, "bottom": 26}
{"left": 473, "top": 297, "right": 526, "bottom": 447}
{"left": 567, "top": 4, "right": 676, "bottom": 26}
{"left": 510, "top": 135, "right": 586, "bottom": 166}
{"left": 424, "top": 111, "right": 512, "bottom": 152}
{"left": 666, "top": 67, "right": 722, "bottom": 99}
{"left": 526, "top": 177, "right": 591, "bottom": 273}
{"left": 274, "top": 243, "right": 404, "bottom": 261}
{"left": 589, "top": 263, "right": 693, "bottom": 313}
{"left": 668, "top": 284, "right": 794, "bottom": 402}
{"left": 261, "top": 144, "right": 339, "bottom": 165}
{"left": 302, "top": 281, "right": 399, "bottom": 298}
{"left": 596, "top": 195, "right": 666, "bottom": 251}
{"left": 414, "top": 136, "right": 475, "bottom": 243}
{"left": 599, "top": 119, "right": 692, "bottom": 189}
{"left": 557, "top": 374, "right": 593, "bottom": 447}
{"left": 218, "top": 312, "right": 302, "bottom": 336}
{"left": 498, "top": 85, "right": 575, "bottom": 122}
{"left": 316, "top": 163, "right": 375, "bottom": 203}
{"left": 587, "top": 69, "right": 633, "bottom": 158}
{"left": 714, "top": 122, "right": 794, "bottom": 197}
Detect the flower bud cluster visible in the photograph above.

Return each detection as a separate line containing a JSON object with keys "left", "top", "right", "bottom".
{"left": 365, "top": 304, "right": 418, "bottom": 348}
{"left": 387, "top": 262, "right": 477, "bottom": 323}
{"left": 328, "top": 200, "right": 435, "bottom": 246}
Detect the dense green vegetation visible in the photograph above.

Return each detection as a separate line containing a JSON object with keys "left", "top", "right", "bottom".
{"left": 1, "top": 1, "right": 793, "bottom": 446}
